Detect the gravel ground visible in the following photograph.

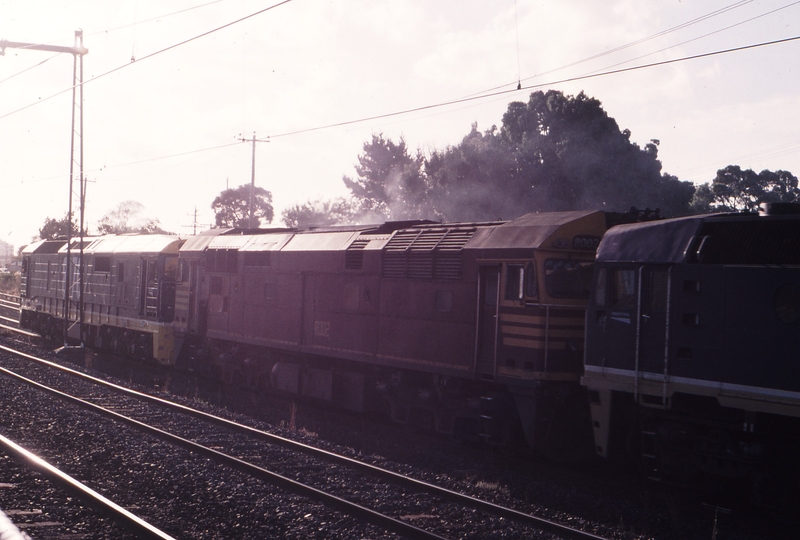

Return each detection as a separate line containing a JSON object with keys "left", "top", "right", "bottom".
{"left": 0, "top": 336, "right": 795, "bottom": 539}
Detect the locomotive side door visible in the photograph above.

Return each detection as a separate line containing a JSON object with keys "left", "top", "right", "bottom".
{"left": 637, "top": 266, "right": 671, "bottom": 393}
{"left": 475, "top": 265, "right": 500, "bottom": 379}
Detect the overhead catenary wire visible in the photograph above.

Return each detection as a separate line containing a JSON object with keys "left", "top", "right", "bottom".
{"left": 0, "top": 141, "right": 240, "bottom": 190}
{"left": 473, "top": 0, "right": 763, "bottom": 97}
{"left": 0, "top": 0, "right": 231, "bottom": 85}
{"left": 0, "top": 53, "right": 59, "bottom": 85}
{"left": 584, "top": 0, "right": 800, "bottom": 76}
{"left": 265, "top": 34, "right": 800, "bottom": 139}
{"left": 5, "top": 33, "right": 797, "bottom": 190}
{"left": 3, "top": 3, "right": 797, "bottom": 192}
{"left": 0, "top": 0, "right": 297, "bottom": 122}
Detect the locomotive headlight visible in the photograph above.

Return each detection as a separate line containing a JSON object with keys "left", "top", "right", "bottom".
{"left": 774, "top": 283, "right": 800, "bottom": 324}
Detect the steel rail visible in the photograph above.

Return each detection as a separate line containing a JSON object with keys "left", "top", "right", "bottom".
{"left": 0, "top": 343, "right": 608, "bottom": 540}
{"left": 0, "top": 433, "right": 175, "bottom": 540}
{"left": 0, "top": 315, "right": 19, "bottom": 325}
{"left": 0, "top": 324, "right": 37, "bottom": 337}
{"left": 0, "top": 361, "right": 450, "bottom": 540}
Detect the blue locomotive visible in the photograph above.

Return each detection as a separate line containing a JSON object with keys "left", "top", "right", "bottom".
{"left": 583, "top": 203, "right": 800, "bottom": 494}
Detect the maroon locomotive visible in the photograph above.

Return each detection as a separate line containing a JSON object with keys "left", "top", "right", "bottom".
{"left": 20, "top": 211, "right": 614, "bottom": 455}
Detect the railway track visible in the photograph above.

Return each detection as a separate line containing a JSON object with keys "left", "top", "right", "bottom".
{"left": 0, "top": 342, "right": 611, "bottom": 540}
{"left": 0, "top": 293, "right": 20, "bottom": 330}
{"left": 0, "top": 431, "right": 174, "bottom": 539}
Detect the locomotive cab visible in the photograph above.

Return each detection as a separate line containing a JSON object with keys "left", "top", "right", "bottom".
{"left": 583, "top": 206, "right": 800, "bottom": 494}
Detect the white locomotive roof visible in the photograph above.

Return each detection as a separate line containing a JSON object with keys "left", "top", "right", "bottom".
{"left": 240, "top": 233, "right": 294, "bottom": 251}
{"left": 203, "top": 235, "right": 252, "bottom": 249}
{"left": 21, "top": 239, "right": 67, "bottom": 255}
{"left": 281, "top": 231, "right": 359, "bottom": 251}
{"left": 66, "top": 234, "right": 182, "bottom": 255}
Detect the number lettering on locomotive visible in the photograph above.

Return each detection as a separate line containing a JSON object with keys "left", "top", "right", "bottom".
{"left": 314, "top": 320, "right": 330, "bottom": 338}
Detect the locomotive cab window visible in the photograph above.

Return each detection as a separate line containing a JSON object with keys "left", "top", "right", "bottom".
{"left": 178, "top": 260, "right": 190, "bottom": 283}
{"left": 596, "top": 267, "right": 636, "bottom": 308}
{"left": 544, "top": 258, "right": 593, "bottom": 299}
{"left": 95, "top": 256, "right": 111, "bottom": 273}
{"left": 504, "top": 262, "right": 538, "bottom": 302}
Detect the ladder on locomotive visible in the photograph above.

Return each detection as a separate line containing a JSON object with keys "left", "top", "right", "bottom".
{"left": 144, "top": 285, "right": 159, "bottom": 318}
{"left": 141, "top": 258, "right": 159, "bottom": 318}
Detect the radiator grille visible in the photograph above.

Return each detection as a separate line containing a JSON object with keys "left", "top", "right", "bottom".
{"left": 382, "top": 227, "right": 475, "bottom": 280}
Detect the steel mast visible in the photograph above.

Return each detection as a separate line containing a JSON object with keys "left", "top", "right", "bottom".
{"left": 1, "top": 31, "right": 89, "bottom": 348}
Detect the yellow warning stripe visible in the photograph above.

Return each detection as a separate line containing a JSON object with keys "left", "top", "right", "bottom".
{"left": 501, "top": 325, "right": 584, "bottom": 339}
{"left": 500, "top": 313, "right": 584, "bottom": 326}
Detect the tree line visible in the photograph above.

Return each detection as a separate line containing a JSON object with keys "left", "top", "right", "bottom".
{"left": 37, "top": 90, "right": 799, "bottom": 240}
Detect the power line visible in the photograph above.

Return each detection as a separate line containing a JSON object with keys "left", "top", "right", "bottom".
{"left": 86, "top": 0, "right": 231, "bottom": 39}
{"left": 0, "top": 0, "right": 297, "bottom": 122}
{"left": 0, "top": 53, "right": 59, "bottom": 85}
{"left": 12, "top": 33, "right": 793, "bottom": 183}
{"left": 473, "top": 0, "right": 761, "bottom": 97}
{"left": 585, "top": 0, "right": 800, "bottom": 76}
{"left": 0, "top": 0, "right": 231, "bottom": 85}
{"left": 0, "top": 141, "right": 240, "bottom": 189}
{"left": 266, "top": 34, "right": 800, "bottom": 139}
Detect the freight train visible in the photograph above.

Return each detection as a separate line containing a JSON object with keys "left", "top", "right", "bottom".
{"left": 18, "top": 205, "right": 800, "bottom": 494}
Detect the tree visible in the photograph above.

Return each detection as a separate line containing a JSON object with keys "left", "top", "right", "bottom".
{"left": 211, "top": 184, "right": 274, "bottom": 228}
{"left": 700, "top": 165, "right": 799, "bottom": 212}
{"left": 97, "top": 201, "right": 171, "bottom": 235}
{"left": 342, "top": 134, "right": 429, "bottom": 221}
{"left": 343, "top": 91, "right": 695, "bottom": 224}
{"left": 281, "top": 198, "right": 355, "bottom": 228}
{"left": 39, "top": 214, "right": 79, "bottom": 240}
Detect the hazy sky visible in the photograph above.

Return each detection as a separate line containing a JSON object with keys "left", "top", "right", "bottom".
{"left": 1, "top": 0, "right": 799, "bottom": 249}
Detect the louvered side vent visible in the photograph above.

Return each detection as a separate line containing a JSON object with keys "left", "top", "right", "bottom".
{"left": 206, "top": 249, "right": 239, "bottom": 273}
{"left": 434, "top": 254, "right": 463, "bottom": 280}
{"left": 345, "top": 238, "right": 370, "bottom": 270}
{"left": 244, "top": 251, "right": 271, "bottom": 268}
{"left": 382, "top": 253, "right": 407, "bottom": 278}
{"left": 382, "top": 227, "right": 476, "bottom": 280}
{"left": 408, "top": 253, "right": 433, "bottom": 279}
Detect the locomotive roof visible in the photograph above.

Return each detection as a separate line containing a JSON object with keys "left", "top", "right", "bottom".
{"left": 179, "top": 212, "right": 610, "bottom": 255}
{"left": 466, "top": 210, "right": 607, "bottom": 250}
{"left": 67, "top": 234, "right": 183, "bottom": 255}
{"left": 598, "top": 211, "right": 800, "bottom": 264}
{"left": 21, "top": 239, "right": 67, "bottom": 255}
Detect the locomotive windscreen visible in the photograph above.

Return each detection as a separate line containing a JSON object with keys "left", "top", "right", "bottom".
{"left": 696, "top": 218, "right": 800, "bottom": 265}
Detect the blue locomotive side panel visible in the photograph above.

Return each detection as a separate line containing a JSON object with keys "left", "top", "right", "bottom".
{"left": 721, "top": 266, "right": 800, "bottom": 394}
{"left": 583, "top": 206, "right": 800, "bottom": 489}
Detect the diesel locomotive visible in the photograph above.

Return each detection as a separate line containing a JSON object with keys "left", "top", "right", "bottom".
{"left": 20, "top": 210, "right": 615, "bottom": 456}
{"left": 583, "top": 202, "right": 800, "bottom": 493}
{"left": 17, "top": 204, "right": 800, "bottom": 492}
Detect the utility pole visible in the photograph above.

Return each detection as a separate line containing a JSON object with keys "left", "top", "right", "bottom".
{"left": 1, "top": 31, "right": 88, "bottom": 349}
{"left": 184, "top": 207, "right": 211, "bottom": 236}
{"left": 237, "top": 132, "right": 269, "bottom": 228}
